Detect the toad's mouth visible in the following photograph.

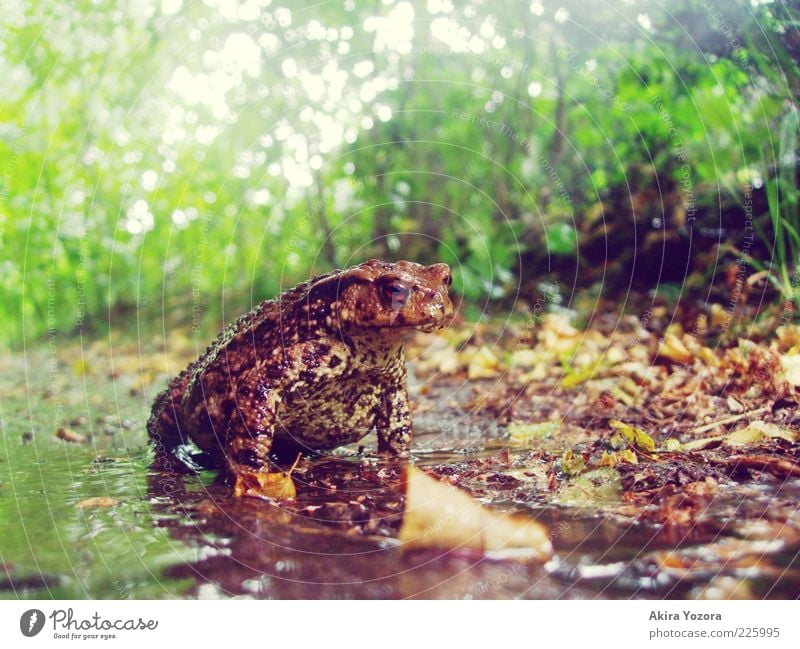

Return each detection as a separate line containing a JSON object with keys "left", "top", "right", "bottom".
{"left": 385, "top": 316, "right": 453, "bottom": 332}
{"left": 352, "top": 318, "right": 452, "bottom": 334}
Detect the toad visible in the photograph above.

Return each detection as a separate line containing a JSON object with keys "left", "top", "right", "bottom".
{"left": 147, "top": 259, "right": 454, "bottom": 497}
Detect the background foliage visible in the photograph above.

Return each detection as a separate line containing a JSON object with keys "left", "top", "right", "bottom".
{"left": 1, "top": 0, "right": 798, "bottom": 347}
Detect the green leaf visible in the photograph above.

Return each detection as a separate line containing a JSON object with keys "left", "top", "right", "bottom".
{"left": 545, "top": 223, "right": 577, "bottom": 256}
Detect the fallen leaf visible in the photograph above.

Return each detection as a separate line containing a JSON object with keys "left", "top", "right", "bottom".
{"left": 467, "top": 346, "right": 501, "bottom": 379}
{"left": 422, "top": 347, "right": 459, "bottom": 374}
{"left": 559, "top": 449, "right": 586, "bottom": 476}
{"left": 709, "top": 303, "right": 731, "bottom": 328}
{"left": 609, "top": 419, "right": 656, "bottom": 453}
{"left": 780, "top": 353, "right": 800, "bottom": 387}
{"left": 507, "top": 420, "right": 559, "bottom": 445}
{"left": 610, "top": 376, "right": 642, "bottom": 405}
{"left": 398, "top": 466, "right": 552, "bottom": 559}
{"left": 561, "top": 360, "right": 603, "bottom": 388}
{"left": 77, "top": 497, "right": 119, "bottom": 509}
{"left": 775, "top": 325, "right": 800, "bottom": 351}
{"left": 681, "top": 436, "right": 726, "bottom": 451}
{"left": 657, "top": 333, "right": 693, "bottom": 364}
{"left": 725, "top": 420, "right": 798, "bottom": 446}
{"left": 726, "top": 396, "right": 744, "bottom": 413}
{"left": 724, "top": 427, "right": 765, "bottom": 446}
{"left": 694, "top": 576, "right": 755, "bottom": 600}
{"left": 55, "top": 427, "right": 88, "bottom": 444}
{"left": 509, "top": 349, "right": 539, "bottom": 368}
{"left": 235, "top": 470, "right": 297, "bottom": 500}
{"left": 607, "top": 433, "right": 628, "bottom": 450}
{"left": 605, "top": 346, "right": 626, "bottom": 364}
{"left": 599, "top": 449, "right": 639, "bottom": 467}
{"left": 556, "top": 468, "right": 623, "bottom": 506}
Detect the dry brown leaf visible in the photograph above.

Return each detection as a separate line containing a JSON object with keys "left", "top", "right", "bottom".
{"left": 398, "top": 465, "right": 552, "bottom": 559}
{"left": 55, "top": 427, "right": 88, "bottom": 444}
{"left": 77, "top": 497, "right": 119, "bottom": 509}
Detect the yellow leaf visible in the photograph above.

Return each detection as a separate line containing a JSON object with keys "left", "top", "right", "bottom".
{"left": 726, "top": 420, "right": 798, "bottom": 446}
{"left": 560, "top": 449, "right": 585, "bottom": 476}
{"left": 234, "top": 470, "right": 297, "bottom": 500}
{"left": 666, "top": 323, "right": 684, "bottom": 336}
{"left": 725, "top": 427, "right": 767, "bottom": 446}
{"left": 611, "top": 377, "right": 642, "bottom": 405}
{"left": 599, "top": 451, "right": 617, "bottom": 467}
{"left": 608, "top": 433, "right": 627, "bottom": 450}
{"left": 663, "top": 438, "right": 683, "bottom": 451}
{"left": 710, "top": 303, "right": 731, "bottom": 328}
{"left": 609, "top": 419, "right": 656, "bottom": 453}
{"left": 561, "top": 360, "right": 603, "bottom": 388}
{"left": 696, "top": 346, "right": 717, "bottom": 366}
{"left": 467, "top": 346, "right": 500, "bottom": 379}
{"left": 656, "top": 333, "right": 693, "bottom": 364}
{"left": 599, "top": 450, "right": 638, "bottom": 467}
{"left": 398, "top": 466, "right": 552, "bottom": 559}
{"left": 73, "top": 358, "right": 90, "bottom": 376}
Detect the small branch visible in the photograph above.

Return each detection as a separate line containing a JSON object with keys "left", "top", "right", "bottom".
{"left": 690, "top": 405, "right": 770, "bottom": 435}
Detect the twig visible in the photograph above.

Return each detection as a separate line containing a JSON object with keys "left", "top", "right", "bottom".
{"left": 691, "top": 406, "right": 770, "bottom": 436}
{"left": 286, "top": 452, "right": 303, "bottom": 476}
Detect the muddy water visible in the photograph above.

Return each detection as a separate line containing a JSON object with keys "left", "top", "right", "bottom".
{"left": 1, "top": 350, "right": 798, "bottom": 599}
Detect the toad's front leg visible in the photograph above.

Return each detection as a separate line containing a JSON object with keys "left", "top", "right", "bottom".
{"left": 224, "top": 381, "right": 282, "bottom": 498}
{"left": 375, "top": 366, "right": 413, "bottom": 456}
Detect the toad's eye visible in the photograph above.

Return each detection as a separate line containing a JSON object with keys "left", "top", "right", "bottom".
{"left": 381, "top": 279, "right": 411, "bottom": 308}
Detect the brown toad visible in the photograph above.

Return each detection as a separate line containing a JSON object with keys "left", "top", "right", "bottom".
{"left": 147, "top": 259, "right": 454, "bottom": 497}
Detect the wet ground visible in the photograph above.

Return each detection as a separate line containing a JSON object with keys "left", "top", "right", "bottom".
{"left": 1, "top": 330, "right": 799, "bottom": 599}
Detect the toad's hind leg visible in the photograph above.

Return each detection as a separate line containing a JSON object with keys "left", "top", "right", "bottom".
{"left": 147, "top": 368, "right": 195, "bottom": 470}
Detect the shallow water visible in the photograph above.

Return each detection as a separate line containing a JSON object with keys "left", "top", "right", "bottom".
{"left": 1, "top": 349, "right": 798, "bottom": 599}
